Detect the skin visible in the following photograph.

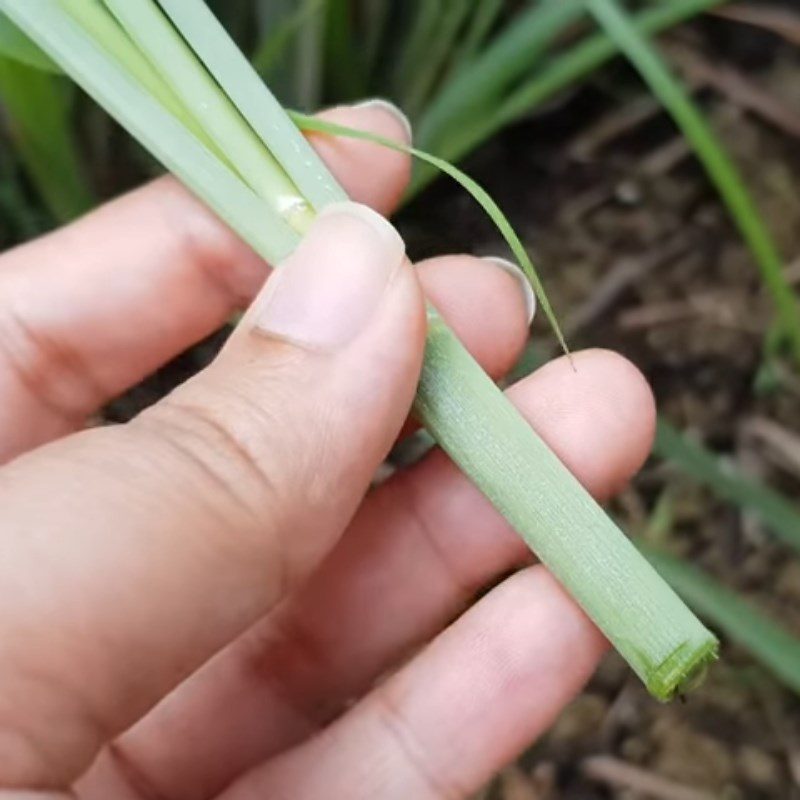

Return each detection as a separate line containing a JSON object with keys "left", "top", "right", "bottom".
{"left": 0, "top": 103, "right": 655, "bottom": 799}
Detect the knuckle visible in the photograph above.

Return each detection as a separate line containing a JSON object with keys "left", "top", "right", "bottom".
{"left": 133, "top": 390, "right": 282, "bottom": 525}
{"left": 0, "top": 303, "right": 104, "bottom": 426}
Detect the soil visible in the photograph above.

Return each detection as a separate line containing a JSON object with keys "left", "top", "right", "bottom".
{"left": 100, "top": 10, "right": 800, "bottom": 800}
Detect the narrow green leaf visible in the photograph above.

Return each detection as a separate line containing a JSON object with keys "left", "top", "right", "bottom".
{"left": 402, "top": 0, "right": 472, "bottom": 120}
{"left": 0, "top": 11, "right": 60, "bottom": 73}
{"left": 157, "top": 0, "right": 345, "bottom": 214}
{"left": 654, "top": 420, "right": 800, "bottom": 556}
{"left": 0, "top": 0, "right": 298, "bottom": 263}
{"left": 409, "top": 0, "right": 727, "bottom": 198}
{"left": 251, "top": 0, "right": 322, "bottom": 80}
{"left": 586, "top": 0, "right": 800, "bottom": 363}
{"left": 100, "top": 0, "right": 311, "bottom": 230}
{"left": 290, "top": 111, "right": 571, "bottom": 359}
{"left": 416, "top": 0, "right": 585, "bottom": 153}
{"left": 0, "top": 57, "right": 93, "bottom": 222}
{"left": 451, "top": 0, "right": 505, "bottom": 68}
{"left": 324, "top": 0, "right": 364, "bottom": 101}
{"left": 641, "top": 544, "right": 800, "bottom": 695}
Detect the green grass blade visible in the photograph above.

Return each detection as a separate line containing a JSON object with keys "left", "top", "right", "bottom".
{"left": 361, "top": 0, "right": 391, "bottom": 77}
{"left": 158, "top": 0, "right": 345, "bottom": 213}
{"left": 100, "top": 0, "right": 311, "bottom": 231}
{"left": 0, "top": 11, "right": 61, "bottom": 73}
{"left": 451, "top": 0, "right": 505, "bottom": 68}
{"left": 654, "top": 420, "right": 800, "bottom": 556}
{"left": 394, "top": 0, "right": 441, "bottom": 108}
{"left": 62, "top": 0, "right": 219, "bottom": 155}
{"left": 0, "top": 57, "right": 93, "bottom": 222}
{"left": 324, "top": 0, "right": 364, "bottom": 101}
{"left": 641, "top": 544, "right": 800, "bottom": 695}
{"left": 416, "top": 0, "right": 585, "bottom": 153}
{"left": 0, "top": 0, "right": 298, "bottom": 262}
{"left": 291, "top": 111, "right": 570, "bottom": 358}
{"left": 402, "top": 0, "right": 472, "bottom": 120}
{"left": 408, "top": 0, "right": 727, "bottom": 198}
{"left": 251, "top": 0, "right": 322, "bottom": 88}
{"left": 586, "top": 0, "right": 800, "bottom": 363}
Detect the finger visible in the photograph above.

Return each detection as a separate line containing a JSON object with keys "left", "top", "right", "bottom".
{"left": 0, "top": 204, "right": 423, "bottom": 790}
{"left": 0, "top": 103, "right": 412, "bottom": 462}
{"left": 91, "top": 351, "right": 653, "bottom": 800}
{"left": 221, "top": 566, "right": 607, "bottom": 800}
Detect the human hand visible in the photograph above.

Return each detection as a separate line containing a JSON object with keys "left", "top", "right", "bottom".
{"left": 0, "top": 102, "right": 655, "bottom": 799}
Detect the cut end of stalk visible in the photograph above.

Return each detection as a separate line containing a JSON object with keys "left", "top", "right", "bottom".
{"left": 646, "top": 638, "right": 719, "bottom": 702}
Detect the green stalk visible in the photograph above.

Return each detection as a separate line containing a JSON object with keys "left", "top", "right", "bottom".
{"left": 98, "top": 0, "right": 312, "bottom": 232}
{"left": 418, "top": 313, "right": 717, "bottom": 700}
{"left": 5, "top": 0, "right": 718, "bottom": 701}
{"left": 0, "top": 11, "right": 60, "bottom": 72}
{"left": 586, "top": 0, "right": 800, "bottom": 370}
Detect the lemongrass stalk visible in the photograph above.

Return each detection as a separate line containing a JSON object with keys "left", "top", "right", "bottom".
{"left": 96, "top": 0, "right": 313, "bottom": 232}
{"left": 157, "top": 0, "right": 341, "bottom": 214}
{"left": 14, "top": 0, "right": 299, "bottom": 258}
{"left": 0, "top": 11, "right": 60, "bottom": 72}
{"left": 5, "top": 0, "right": 718, "bottom": 700}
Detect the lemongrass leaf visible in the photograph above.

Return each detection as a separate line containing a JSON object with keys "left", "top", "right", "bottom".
{"left": 290, "top": 111, "right": 571, "bottom": 359}
{"left": 586, "top": 0, "right": 800, "bottom": 364}
{"left": 252, "top": 0, "right": 323, "bottom": 79}
{"left": 99, "top": 0, "right": 311, "bottom": 230}
{"left": 0, "top": 56, "right": 93, "bottom": 221}
{"left": 0, "top": 11, "right": 60, "bottom": 73}
{"left": 416, "top": 0, "right": 585, "bottom": 153}
{"left": 409, "top": 0, "right": 728, "bottom": 198}
{"left": 0, "top": 0, "right": 298, "bottom": 263}
{"left": 655, "top": 420, "right": 800, "bottom": 556}
{"left": 157, "top": 0, "right": 345, "bottom": 213}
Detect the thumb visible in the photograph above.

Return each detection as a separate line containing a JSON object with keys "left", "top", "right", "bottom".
{"left": 0, "top": 202, "right": 425, "bottom": 789}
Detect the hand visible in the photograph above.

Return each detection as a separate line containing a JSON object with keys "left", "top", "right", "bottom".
{"left": 0, "top": 102, "right": 655, "bottom": 799}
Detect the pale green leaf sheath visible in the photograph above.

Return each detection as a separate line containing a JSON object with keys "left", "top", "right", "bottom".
{"left": 2, "top": 0, "right": 718, "bottom": 700}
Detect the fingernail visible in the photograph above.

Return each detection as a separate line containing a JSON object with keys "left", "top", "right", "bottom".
{"left": 482, "top": 257, "right": 536, "bottom": 324}
{"left": 254, "top": 202, "right": 406, "bottom": 350}
{"left": 353, "top": 98, "right": 413, "bottom": 144}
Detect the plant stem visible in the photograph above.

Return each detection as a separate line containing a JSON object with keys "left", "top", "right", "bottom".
{"left": 418, "top": 310, "right": 716, "bottom": 700}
